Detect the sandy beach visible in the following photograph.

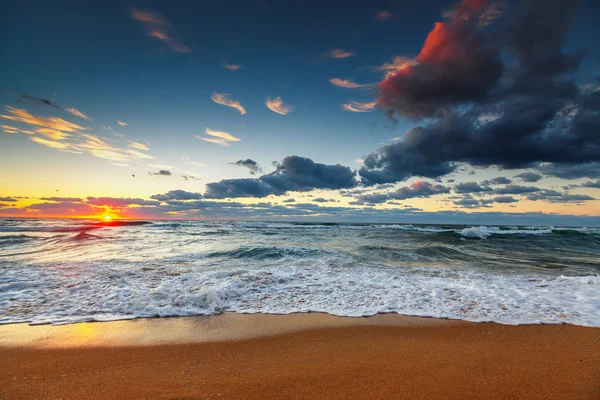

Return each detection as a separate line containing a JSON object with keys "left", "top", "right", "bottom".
{"left": 1, "top": 314, "right": 598, "bottom": 400}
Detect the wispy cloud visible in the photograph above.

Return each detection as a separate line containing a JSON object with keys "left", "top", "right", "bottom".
{"left": 35, "top": 128, "right": 71, "bottom": 140}
{"left": 210, "top": 92, "right": 247, "bottom": 115}
{"left": 130, "top": 8, "right": 192, "bottom": 53}
{"left": 17, "top": 94, "right": 62, "bottom": 110}
{"left": 117, "top": 120, "right": 128, "bottom": 126}
{"left": 374, "top": 11, "right": 394, "bottom": 22}
{"left": 325, "top": 49, "right": 356, "bottom": 59}
{"left": 329, "top": 78, "right": 376, "bottom": 89}
{"left": 342, "top": 101, "right": 376, "bottom": 112}
{"left": 1, "top": 125, "right": 19, "bottom": 134}
{"left": 129, "top": 141, "right": 149, "bottom": 151}
{"left": 181, "top": 157, "right": 207, "bottom": 167}
{"left": 30, "top": 137, "right": 72, "bottom": 149}
{"left": 66, "top": 108, "right": 92, "bottom": 121}
{"left": 149, "top": 170, "right": 172, "bottom": 176}
{"left": 373, "top": 56, "right": 417, "bottom": 73}
{"left": 221, "top": 61, "right": 242, "bottom": 71}
{"left": 196, "top": 128, "right": 241, "bottom": 146}
{"left": 1, "top": 106, "right": 87, "bottom": 134}
{"left": 265, "top": 96, "right": 293, "bottom": 115}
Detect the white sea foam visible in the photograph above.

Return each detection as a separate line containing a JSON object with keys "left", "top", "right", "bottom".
{"left": 1, "top": 261, "right": 598, "bottom": 327}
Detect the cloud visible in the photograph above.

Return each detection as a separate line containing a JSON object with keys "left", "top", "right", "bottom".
{"left": 1, "top": 125, "right": 19, "bottom": 134}
{"left": 130, "top": 8, "right": 191, "bottom": 53}
{"left": 482, "top": 177, "right": 512, "bottom": 185}
{"left": 329, "top": 78, "right": 375, "bottom": 89}
{"left": 342, "top": 102, "right": 376, "bottom": 113}
{"left": 373, "top": 56, "right": 417, "bottom": 73}
{"left": 377, "top": 0, "right": 503, "bottom": 118}
{"left": 129, "top": 141, "right": 149, "bottom": 151}
{"left": 30, "top": 136, "right": 72, "bottom": 149}
{"left": 148, "top": 170, "right": 172, "bottom": 176}
{"left": 537, "top": 163, "right": 600, "bottom": 179}
{"left": 359, "top": 1, "right": 598, "bottom": 185}
{"left": 181, "top": 157, "right": 206, "bottom": 168}
{"left": 515, "top": 172, "right": 543, "bottom": 182}
{"left": 324, "top": 49, "right": 356, "bottom": 59}
{"left": 197, "top": 128, "right": 241, "bottom": 146}
{"left": 86, "top": 197, "right": 160, "bottom": 207}
{"left": 356, "top": 181, "right": 450, "bottom": 204}
{"left": 231, "top": 159, "right": 263, "bottom": 174}
{"left": 581, "top": 180, "right": 600, "bottom": 188}
{"left": 526, "top": 190, "right": 595, "bottom": 203}
{"left": 454, "top": 181, "right": 493, "bottom": 193}
{"left": 117, "top": 120, "right": 128, "bottom": 126}
{"left": 221, "top": 62, "right": 242, "bottom": 71}
{"left": 210, "top": 93, "right": 247, "bottom": 115}
{"left": 151, "top": 190, "right": 203, "bottom": 201}
{"left": 205, "top": 155, "right": 358, "bottom": 198}
{"left": 494, "top": 185, "right": 541, "bottom": 195}
{"left": 16, "top": 94, "right": 61, "bottom": 110}
{"left": 265, "top": 96, "right": 293, "bottom": 115}
{"left": 0, "top": 197, "right": 17, "bottom": 202}
{"left": 1, "top": 106, "right": 87, "bottom": 134}
{"left": 181, "top": 173, "right": 201, "bottom": 181}
{"left": 374, "top": 11, "right": 394, "bottom": 22}
{"left": 66, "top": 108, "right": 92, "bottom": 121}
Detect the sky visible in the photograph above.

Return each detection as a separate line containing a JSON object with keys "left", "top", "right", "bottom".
{"left": 1, "top": 0, "right": 600, "bottom": 225}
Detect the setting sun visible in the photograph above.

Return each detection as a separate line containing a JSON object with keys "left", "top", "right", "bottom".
{"left": 104, "top": 215, "right": 111, "bottom": 221}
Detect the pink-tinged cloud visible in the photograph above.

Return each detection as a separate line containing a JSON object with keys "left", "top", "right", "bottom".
{"left": 221, "top": 62, "right": 242, "bottom": 71}
{"left": 210, "top": 93, "right": 247, "bottom": 115}
{"left": 329, "top": 78, "right": 376, "bottom": 89}
{"left": 342, "top": 102, "right": 376, "bottom": 113}
{"left": 265, "top": 96, "right": 293, "bottom": 115}
{"left": 117, "top": 120, "right": 128, "bottom": 126}
{"left": 66, "top": 108, "right": 92, "bottom": 121}
{"left": 377, "top": 0, "right": 504, "bottom": 118}
{"left": 373, "top": 56, "right": 418, "bottom": 73}
{"left": 130, "top": 8, "right": 192, "bottom": 53}
{"left": 374, "top": 11, "right": 394, "bottom": 22}
{"left": 325, "top": 49, "right": 356, "bottom": 59}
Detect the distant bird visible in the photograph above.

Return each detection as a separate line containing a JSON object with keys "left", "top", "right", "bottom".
{"left": 132, "top": 174, "right": 135, "bottom": 178}
{"left": 56, "top": 190, "right": 59, "bottom": 192}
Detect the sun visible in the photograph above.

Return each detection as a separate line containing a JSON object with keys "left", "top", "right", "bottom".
{"left": 104, "top": 215, "right": 111, "bottom": 221}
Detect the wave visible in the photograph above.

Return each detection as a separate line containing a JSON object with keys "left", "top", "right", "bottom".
{"left": 205, "top": 246, "right": 326, "bottom": 260}
{"left": 1, "top": 264, "right": 598, "bottom": 326}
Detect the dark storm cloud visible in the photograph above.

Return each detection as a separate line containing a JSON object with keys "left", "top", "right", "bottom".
{"left": 515, "top": 172, "right": 542, "bottom": 182}
{"left": 581, "top": 180, "right": 600, "bottom": 188}
{"left": 360, "top": 0, "right": 600, "bottom": 184}
{"left": 526, "top": 190, "right": 595, "bottom": 203}
{"left": 494, "top": 185, "right": 541, "bottom": 195}
{"left": 231, "top": 159, "right": 263, "bottom": 174}
{"left": 86, "top": 197, "right": 160, "bottom": 207}
{"left": 482, "top": 177, "right": 512, "bottom": 185}
{"left": 454, "top": 181, "right": 493, "bottom": 193}
{"left": 205, "top": 156, "right": 358, "bottom": 198}
{"left": 149, "top": 170, "right": 172, "bottom": 176}
{"left": 356, "top": 181, "right": 450, "bottom": 204}
{"left": 16, "top": 94, "right": 62, "bottom": 110}
{"left": 537, "top": 162, "right": 600, "bottom": 179}
{"left": 377, "top": 0, "right": 503, "bottom": 118}
{"left": 150, "top": 190, "right": 204, "bottom": 202}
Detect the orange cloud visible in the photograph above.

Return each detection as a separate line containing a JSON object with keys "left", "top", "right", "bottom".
{"left": 30, "top": 137, "right": 72, "bottom": 150}
{"left": 129, "top": 141, "right": 149, "bottom": 151}
{"left": 196, "top": 128, "right": 241, "bottom": 146}
{"left": 265, "top": 96, "right": 293, "bottom": 115}
{"left": 210, "top": 93, "right": 247, "bottom": 115}
{"left": 0, "top": 106, "right": 87, "bottom": 133}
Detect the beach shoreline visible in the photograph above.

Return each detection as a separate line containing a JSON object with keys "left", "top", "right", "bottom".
{"left": 1, "top": 313, "right": 598, "bottom": 399}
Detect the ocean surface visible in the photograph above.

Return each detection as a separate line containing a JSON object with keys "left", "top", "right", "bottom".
{"left": 0, "top": 218, "right": 599, "bottom": 326}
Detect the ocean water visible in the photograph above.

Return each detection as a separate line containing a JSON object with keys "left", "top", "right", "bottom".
{"left": 0, "top": 218, "right": 599, "bottom": 326}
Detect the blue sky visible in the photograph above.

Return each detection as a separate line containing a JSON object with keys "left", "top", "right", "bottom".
{"left": 1, "top": 0, "right": 600, "bottom": 224}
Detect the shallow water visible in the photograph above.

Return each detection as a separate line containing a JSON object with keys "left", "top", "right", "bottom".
{"left": 0, "top": 219, "right": 599, "bottom": 326}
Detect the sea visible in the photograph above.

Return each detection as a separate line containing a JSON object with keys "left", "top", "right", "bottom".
{"left": 0, "top": 218, "right": 599, "bottom": 326}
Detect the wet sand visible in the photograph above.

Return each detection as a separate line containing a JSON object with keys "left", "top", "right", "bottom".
{"left": 1, "top": 314, "right": 599, "bottom": 399}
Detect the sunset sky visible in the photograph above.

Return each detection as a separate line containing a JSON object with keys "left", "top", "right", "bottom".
{"left": 1, "top": 0, "right": 600, "bottom": 225}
